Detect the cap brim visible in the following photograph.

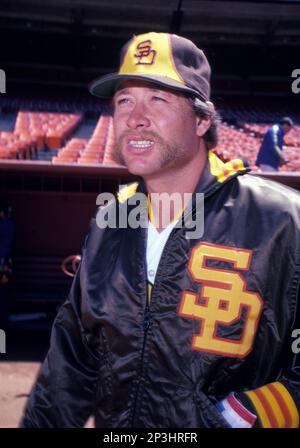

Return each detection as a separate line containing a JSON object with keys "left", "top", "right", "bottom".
{"left": 89, "top": 73, "right": 205, "bottom": 101}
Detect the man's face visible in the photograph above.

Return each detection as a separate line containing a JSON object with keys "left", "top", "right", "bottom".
{"left": 282, "top": 123, "right": 292, "bottom": 135}
{"left": 112, "top": 80, "right": 200, "bottom": 178}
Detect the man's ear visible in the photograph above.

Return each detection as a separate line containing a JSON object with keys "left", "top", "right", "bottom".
{"left": 195, "top": 101, "right": 215, "bottom": 137}
{"left": 196, "top": 116, "right": 212, "bottom": 137}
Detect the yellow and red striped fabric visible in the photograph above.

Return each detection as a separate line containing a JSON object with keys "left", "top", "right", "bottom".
{"left": 245, "top": 382, "right": 299, "bottom": 428}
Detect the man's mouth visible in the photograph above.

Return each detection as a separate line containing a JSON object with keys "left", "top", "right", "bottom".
{"left": 126, "top": 138, "right": 154, "bottom": 153}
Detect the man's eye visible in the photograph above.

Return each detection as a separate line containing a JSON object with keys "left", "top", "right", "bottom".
{"left": 116, "top": 98, "right": 130, "bottom": 105}
{"left": 152, "top": 96, "right": 166, "bottom": 102}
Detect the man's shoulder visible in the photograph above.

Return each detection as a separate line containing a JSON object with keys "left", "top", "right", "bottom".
{"left": 237, "top": 172, "right": 300, "bottom": 198}
{"left": 263, "top": 124, "right": 280, "bottom": 139}
{"left": 235, "top": 173, "right": 300, "bottom": 216}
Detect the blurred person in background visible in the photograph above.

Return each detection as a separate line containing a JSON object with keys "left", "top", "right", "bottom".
{"left": 255, "top": 117, "right": 293, "bottom": 172}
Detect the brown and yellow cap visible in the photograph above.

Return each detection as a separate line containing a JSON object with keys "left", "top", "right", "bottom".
{"left": 89, "top": 32, "right": 211, "bottom": 102}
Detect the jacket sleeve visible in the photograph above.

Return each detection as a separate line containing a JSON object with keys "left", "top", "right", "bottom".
{"left": 20, "top": 257, "right": 100, "bottom": 428}
{"left": 218, "top": 270, "right": 300, "bottom": 428}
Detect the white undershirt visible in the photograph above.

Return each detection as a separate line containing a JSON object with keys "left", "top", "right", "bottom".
{"left": 146, "top": 219, "right": 179, "bottom": 284}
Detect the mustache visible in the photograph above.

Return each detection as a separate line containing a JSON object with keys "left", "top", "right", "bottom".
{"left": 118, "top": 130, "right": 162, "bottom": 144}
{"left": 113, "top": 130, "right": 167, "bottom": 165}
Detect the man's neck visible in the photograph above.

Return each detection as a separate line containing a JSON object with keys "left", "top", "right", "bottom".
{"left": 145, "top": 150, "right": 207, "bottom": 231}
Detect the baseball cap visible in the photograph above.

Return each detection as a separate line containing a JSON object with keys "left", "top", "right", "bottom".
{"left": 89, "top": 32, "right": 211, "bottom": 102}
{"left": 280, "top": 117, "right": 294, "bottom": 126}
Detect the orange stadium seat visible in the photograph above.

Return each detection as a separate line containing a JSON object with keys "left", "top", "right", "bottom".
{"left": 52, "top": 137, "right": 87, "bottom": 164}
{"left": 0, "top": 147, "right": 11, "bottom": 159}
{"left": 73, "top": 115, "right": 112, "bottom": 165}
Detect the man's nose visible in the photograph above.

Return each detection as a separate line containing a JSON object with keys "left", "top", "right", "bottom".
{"left": 126, "top": 103, "right": 150, "bottom": 129}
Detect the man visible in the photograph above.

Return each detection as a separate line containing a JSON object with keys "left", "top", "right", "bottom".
{"left": 21, "top": 32, "right": 300, "bottom": 428}
{"left": 255, "top": 117, "right": 294, "bottom": 172}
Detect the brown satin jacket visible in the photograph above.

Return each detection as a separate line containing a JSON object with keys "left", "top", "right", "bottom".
{"left": 21, "top": 153, "right": 300, "bottom": 428}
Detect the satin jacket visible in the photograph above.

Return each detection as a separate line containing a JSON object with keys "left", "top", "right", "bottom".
{"left": 21, "top": 152, "right": 300, "bottom": 428}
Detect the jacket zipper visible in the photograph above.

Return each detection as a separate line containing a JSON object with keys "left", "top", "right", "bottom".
{"left": 131, "top": 300, "right": 151, "bottom": 426}
{"left": 131, "top": 222, "right": 151, "bottom": 427}
{"left": 130, "top": 222, "right": 185, "bottom": 426}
